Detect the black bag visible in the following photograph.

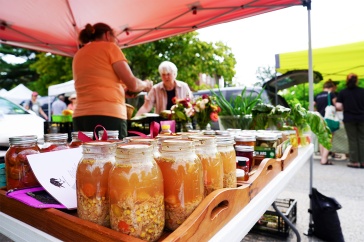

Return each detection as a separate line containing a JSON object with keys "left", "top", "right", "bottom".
{"left": 309, "top": 187, "right": 345, "bottom": 242}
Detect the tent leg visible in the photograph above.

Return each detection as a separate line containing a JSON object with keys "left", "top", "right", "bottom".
{"left": 305, "top": 154, "right": 314, "bottom": 237}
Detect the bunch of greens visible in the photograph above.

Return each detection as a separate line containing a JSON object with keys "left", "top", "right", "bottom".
{"left": 211, "top": 87, "right": 264, "bottom": 116}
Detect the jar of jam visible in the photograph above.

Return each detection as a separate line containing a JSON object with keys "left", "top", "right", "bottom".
{"left": 98, "top": 130, "right": 119, "bottom": 142}
{"left": 190, "top": 136, "right": 223, "bottom": 196}
{"left": 5, "top": 135, "right": 41, "bottom": 190}
{"left": 109, "top": 144, "right": 164, "bottom": 241}
{"left": 76, "top": 142, "right": 116, "bottom": 227}
{"left": 236, "top": 158, "right": 249, "bottom": 181}
{"left": 235, "top": 135, "right": 256, "bottom": 148}
{"left": 156, "top": 139, "right": 203, "bottom": 231}
{"left": 235, "top": 145, "right": 254, "bottom": 172}
{"left": 69, "top": 131, "right": 94, "bottom": 148}
{"left": 41, "top": 133, "right": 69, "bottom": 152}
{"left": 216, "top": 135, "right": 236, "bottom": 188}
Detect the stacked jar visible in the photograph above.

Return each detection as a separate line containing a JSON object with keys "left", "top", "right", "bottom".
{"left": 234, "top": 135, "right": 256, "bottom": 169}
{"left": 98, "top": 130, "right": 119, "bottom": 142}
{"left": 156, "top": 139, "right": 203, "bottom": 231}
{"left": 190, "top": 136, "right": 223, "bottom": 196}
{"left": 216, "top": 135, "right": 237, "bottom": 188}
{"left": 109, "top": 144, "right": 164, "bottom": 241}
{"left": 69, "top": 131, "right": 94, "bottom": 148}
{"left": 76, "top": 142, "right": 116, "bottom": 227}
{"left": 5, "top": 135, "right": 41, "bottom": 190}
{"left": 41, "top": 133, "right": 69, "bottom": 152}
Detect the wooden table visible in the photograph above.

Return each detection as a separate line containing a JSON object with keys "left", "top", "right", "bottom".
{"left": 0, "top": 144, "right": 313, "bottom": 242}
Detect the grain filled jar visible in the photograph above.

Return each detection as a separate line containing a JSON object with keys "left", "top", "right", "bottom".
{"left": 190, "top": 136, "right": 223, "bottom": 196}
{"left": 216, "top": 135, "right": 237, "bottom": 188}
{"left": 156, "top": 139, "right": 203, "bottom": 231}
{"left": 5, "top": 135, "right": 41, "bottom": 190}
{"left": 76, "top": 142, "right": 116, "bottom": 227}
{"left": 69, "top": 131, "right": 94, "bottom": 148}
{"left": 109, "top": 144, "right": 164, "bottom": 241}
{"left": 41, "top": 133, "right": 69, "bottom": 152}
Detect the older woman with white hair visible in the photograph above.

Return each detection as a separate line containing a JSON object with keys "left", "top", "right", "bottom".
{"left": 135, "top": 61, "right": 193, "bottom": 116}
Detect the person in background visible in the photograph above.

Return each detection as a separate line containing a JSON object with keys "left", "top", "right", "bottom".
{"left": 67, "top": 93, "right": 77, "bottom": 110}
{"left": 135, "top": 61, "right": 193, "bottom": 116}
{"left": 335, "top": 73, "right": 364, "bottom": 168}
{"left": 72, "top": 22, "right": 153, "bottom": 139}
{"left": 51, "top": 94, "right": 67, "bottom": 115}
{"left": 314, "top": 80, "right": 337, "bottom": 165}
{"left": 24, "top": 91, "right": 48, "bottom": 120}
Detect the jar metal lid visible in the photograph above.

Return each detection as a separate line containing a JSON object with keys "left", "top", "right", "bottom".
{"left": 256, "top": 134, "right": 278, "bottom": 141}
{"left": 82, "top": 141, "right": 117, "bottom": 154}
{"left": 116, "top": 143, "right": 152, "bottom": 156}
{"left": 161, "top": 139, "right": 194, "bottom": 151}
{"left": 235, "top": 135, "right": 256, "bottom": 142}
{"left": 44, "top": 133, "right": 68, "bottom": 141}
{"left": 235, "top": 145, "right": 254, "bottom": 152}
{"left": 9, "top": 135, "right": 38, "bottom": 144}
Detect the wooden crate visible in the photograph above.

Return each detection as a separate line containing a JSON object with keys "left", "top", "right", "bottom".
{"left": 0, "top": 146, "right": 297, "bottom": 241}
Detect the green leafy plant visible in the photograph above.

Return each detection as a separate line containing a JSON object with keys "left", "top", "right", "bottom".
{"left": 211, "top": 87, "right": 264, "bottom": 116}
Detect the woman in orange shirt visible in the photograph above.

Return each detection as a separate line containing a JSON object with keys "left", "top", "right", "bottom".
{"left": 72, "top": 23, "right": 152, "bottom": 139}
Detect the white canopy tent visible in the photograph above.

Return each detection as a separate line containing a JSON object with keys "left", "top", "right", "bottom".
{"left": 1, "top": 84, "right": 33, "bottom": 104}
{"left": 47, "top": 80, "right": 76, "bottom": 117}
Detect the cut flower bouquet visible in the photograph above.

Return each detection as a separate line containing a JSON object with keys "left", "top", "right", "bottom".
{"left": 193, "top": 94, "right": 220, "bottom": 130}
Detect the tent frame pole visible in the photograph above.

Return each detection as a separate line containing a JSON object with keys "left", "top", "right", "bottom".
{"left": 303, "top": 0, "right": 315, "bottom": 236}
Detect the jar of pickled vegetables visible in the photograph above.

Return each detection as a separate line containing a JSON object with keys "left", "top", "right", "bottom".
{"left": 156, "top": 139, "right": 203, "bottom": 231}
{"left": 69, "top": 131, "right": 94, "bottom": 148}
{"left": 109, "top": 144, "right": 164, "bottom": 241}
{"left": 41, "top": 133, "right": 69, "bottom": 152}
{"left": 76, "top": 142, "right": 117, "bottom": 227}
{"left": 5, "top": 135, "right": 41, "bottom": 190}
{"left": 216, "top": 135, "right": 236, "bottom": 188}
{"left": 191, "top": 136, "right": 223, "bottom": 196}
{"left": 98, "top": 130, "right": 119, "bottom": 142}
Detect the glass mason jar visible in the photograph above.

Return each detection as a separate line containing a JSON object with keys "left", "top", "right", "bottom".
{"left": 69, "top": 131, "right": 94, "bottom": 148}
{"left": 235, "top": 145, "right": 254, "bottom": 172}
{"left": 109, "top": 144, "right": 164, "bottom": 241}
{"left": 216, "top": 135, "right": 237, "bottom": 188}
{"left": 41, "top": 133, "right": 69, "bottom": 152}
{"left": 98, "top": 130, "right": 119, "bottom": 142}
{"left": 156, "top": 139, "right": 203, "bottom": 231}
{"left": 5, "top": 135, "right": 41, "bottom": 190}
{"left": 234, "top": 135, "right": 256, "bottom": 148}
{"left": 76, "top": 142, "right": 117, "bottom": 227}
{"left": 191, "top": 136, "right": 223, "bottom": 196}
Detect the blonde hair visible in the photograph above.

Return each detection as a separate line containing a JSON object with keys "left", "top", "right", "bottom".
{"left": 158, "top": 61, "right": 178, "bottom": 79}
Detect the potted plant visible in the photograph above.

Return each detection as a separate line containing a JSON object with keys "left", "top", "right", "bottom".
{"left": 211, "top": 87, "right": 264, "bottom": 130}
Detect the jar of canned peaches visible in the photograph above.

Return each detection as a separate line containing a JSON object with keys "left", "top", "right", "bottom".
{"left": 76, "top": 142, "right": 116, "bottom": 227}
{"left": 109, "top": 144, "right": 164, "bottom": 241}
{"left": 5, "top": 135, "right": 41, "bottom": 190}
{"left": 69, "top": 131, "right": 94, "bottom": 148}
{"left": 216, "top": 135, "right": 236, "bottom": 188}
{"left": 156, "top": 139, "right": 204, "bottom": 231}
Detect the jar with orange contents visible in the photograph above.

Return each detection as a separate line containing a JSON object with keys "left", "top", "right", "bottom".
{"left": 109, "top": 144, "right": 164, "bottom": 241}
{"left": 5, "top": 135, "right": 41, "bottom": 190}
{"left": 69, "top": 131, "right": 93, "bottom": 148}
{"left": 190, "top": 135, "right": 223, "bottom": 196}
{"left": 216, "top": 135, "right": 236, "bottom": 188}
{"left": 76, "top": 142, "right": 116, "bottom": 227}
{"left": 156, "top": 139, "right": 203, "bottom": 231}
{"left": 41, "top": 133, "right": 69, "bottom": 152}
{"left": 98, "top": 130, "right": 119, "bottom": 142}
{"left": 234, "top": 135, "right": 256, "bottom": 148}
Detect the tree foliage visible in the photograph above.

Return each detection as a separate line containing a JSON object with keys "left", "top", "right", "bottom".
{"left": 0, "top": 32, "right": 236, "bottom": 95}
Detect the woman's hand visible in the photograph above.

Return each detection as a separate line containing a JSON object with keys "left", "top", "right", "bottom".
{"left": 143, "top": 80, "right": 153, "bottom": 92}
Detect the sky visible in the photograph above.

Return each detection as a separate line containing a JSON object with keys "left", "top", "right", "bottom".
{"left": 197, "top": 0, "right": 364, "bottom": 86}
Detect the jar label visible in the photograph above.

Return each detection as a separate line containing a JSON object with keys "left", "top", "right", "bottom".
{"left": 254, "top": 147, "right": 276, "bottom": 158}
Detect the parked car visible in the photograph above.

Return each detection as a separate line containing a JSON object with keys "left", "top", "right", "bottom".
{"left": 0, "top": 96, "right": 44, "bottom": 147}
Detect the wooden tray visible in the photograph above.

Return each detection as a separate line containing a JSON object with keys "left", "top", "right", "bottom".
{"left": 277, "top": 145, "right": 298, "bottom": 171}
{"left": 0, "top": 146, "right": 297, "bottom": 241}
